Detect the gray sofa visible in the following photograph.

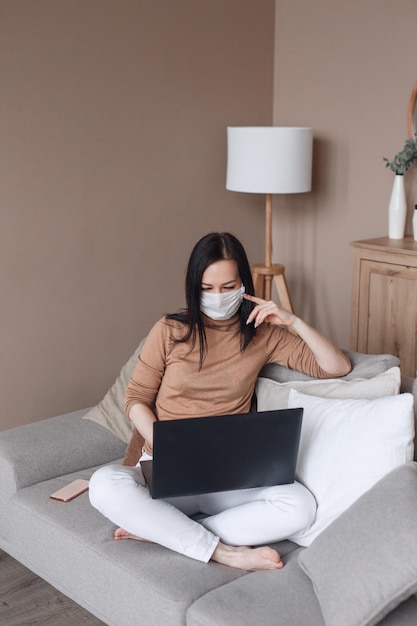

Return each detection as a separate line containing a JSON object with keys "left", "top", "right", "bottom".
{"left": 1, "top": 348, "right": 417, "bottom": 626}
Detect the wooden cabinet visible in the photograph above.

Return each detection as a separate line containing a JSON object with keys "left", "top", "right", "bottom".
{"left": 351, "top": 237, "right": 417, "bottom": 377}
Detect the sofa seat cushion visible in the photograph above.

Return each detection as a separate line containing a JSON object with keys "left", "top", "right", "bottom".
{"left": 377, "top": 596, "right": 417, "bottom": 626}
{"left": 1, "top": 467, "right": 249, "bottom": 626}
{"left": 186, "top": 548, "right": 325, "bottom": 626}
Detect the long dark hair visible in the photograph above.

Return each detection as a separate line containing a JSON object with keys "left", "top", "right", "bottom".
{"left": 166, "top": 232, "right": 256, "bottom": 366}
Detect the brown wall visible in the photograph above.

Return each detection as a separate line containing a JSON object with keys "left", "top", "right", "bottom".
{"left": 0, "top": 0, "right": 274, "bottom": 430}
{"left": 4, "top": 1, "right": 417, "bottom": 432}
{"left": 272, "top": 0, "right": 417, "bottom": 346}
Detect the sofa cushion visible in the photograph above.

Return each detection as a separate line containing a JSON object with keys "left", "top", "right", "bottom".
{"left": 2, "top": 467, "right": 248, "bottom": 626}
{"left": 84, "top": 344, "right": 400, "bottom": 445}
{"left": 260, "top": 349, "right": 400, "bottom": 383}
{"left": 299, "top": 462, "right": 417, "bottom": 626}
{"left": 122, "top": 367, "right": 401, "bottom": 468}
{"left": 377, "top": 596, "right": 417, "bottom": 626}
{"left": 186, "top": 548, "right": 325, "bottom": 626}
{"left": 288, "top": 390, "right": 415, "bottom": 546}
{"left": 83, "top": 340, "right": 145, "bottom": 444}
{"left": 256, "top": 366, "right": 400, "bottom": 410}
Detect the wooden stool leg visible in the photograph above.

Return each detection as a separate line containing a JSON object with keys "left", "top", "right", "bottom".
{"left": 252, "top": 272, "right": 264, "bottom": 299}
{"left": 273, "top": 274, "right": 293, "bottom": 313}
{"left": 264, "top": 275, "right": 272, "bottom": 301}
{"left": 251, "top": 263, "right": 294, "bottom": 313}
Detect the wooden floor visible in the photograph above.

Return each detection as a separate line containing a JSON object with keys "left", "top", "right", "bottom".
{"left": 0, "top": 549, "right": 105, "bottom": 625}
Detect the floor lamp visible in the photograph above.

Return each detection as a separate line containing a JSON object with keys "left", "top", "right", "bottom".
{"left": 226, "top": 127, "right": 313, "bottom": 311}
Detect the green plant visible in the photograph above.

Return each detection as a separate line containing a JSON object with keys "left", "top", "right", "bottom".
{"left": 384, "top": 136, "right": 417, "bottom": 174}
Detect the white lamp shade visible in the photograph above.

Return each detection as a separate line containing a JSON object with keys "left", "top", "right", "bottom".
{"left": 226, "top": 126, "right": 313, "bottom": 194}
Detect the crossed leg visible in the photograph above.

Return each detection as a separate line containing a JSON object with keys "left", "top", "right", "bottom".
{"left": 113, "top": 527, "right": 283, "bottom": 570}
{"left": 89, "top": 464, "right": 314, "bottom": 571}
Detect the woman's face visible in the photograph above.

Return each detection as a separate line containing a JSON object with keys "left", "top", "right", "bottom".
{"left": 201, "top": 259, "right": 241, "bottom": 294}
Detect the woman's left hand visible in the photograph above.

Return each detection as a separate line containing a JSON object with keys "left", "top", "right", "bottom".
{"left": 244, "top": 294, "right": 296, "bottom": 329}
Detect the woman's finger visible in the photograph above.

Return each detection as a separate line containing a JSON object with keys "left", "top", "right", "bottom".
{"left": 247, "top": 302, "right": 280, "bottom": 327}
{"left": 246, "top": 302, "right": 270, "bottom": 325}
{"left": 243, "top": 293, "right": 266, "bottom": 305}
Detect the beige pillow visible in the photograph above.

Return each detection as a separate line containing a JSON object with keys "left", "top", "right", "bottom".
{"left": 256, "top": 366, "right": 401, "bottom": 411}
{"left": 83, "top": 339, "right": 145, "bottom": 443}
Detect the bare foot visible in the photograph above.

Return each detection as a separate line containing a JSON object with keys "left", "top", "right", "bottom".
{"left": 114, "top": 527, "right": 152, "bottom": 543}
{"left": 211, "top": 542, "right": 284, "bottom": 571}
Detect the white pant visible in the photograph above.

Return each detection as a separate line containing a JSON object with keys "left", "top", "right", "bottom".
{"left": 89, "top": 462, "right": 316, "bottom": 563}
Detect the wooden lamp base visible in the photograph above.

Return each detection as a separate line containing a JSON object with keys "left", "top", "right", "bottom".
{"left": 250, "top": 193, "right": 294, "bottom": 313}
{"left": 252, "top": 263, "right": 293, "bottom": 313}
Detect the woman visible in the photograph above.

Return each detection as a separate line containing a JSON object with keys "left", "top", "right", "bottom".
{"left": 89, "top": 232, "right": 351, "bottom": 571}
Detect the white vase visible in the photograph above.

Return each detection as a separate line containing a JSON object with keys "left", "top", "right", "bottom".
{"left": 413, "top": 206, "right": 417, "bottom": 241}
{"left": 388, "top": 174, "right": 407, "bottom": 239}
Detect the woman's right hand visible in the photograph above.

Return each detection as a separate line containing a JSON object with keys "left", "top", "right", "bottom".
{"left": 244, "top": 294, "right": 296, "bottom": 328}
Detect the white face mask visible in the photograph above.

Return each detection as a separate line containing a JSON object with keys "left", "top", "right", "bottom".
{"left": 200, "top": 285, "right": 245, "bottom": 321}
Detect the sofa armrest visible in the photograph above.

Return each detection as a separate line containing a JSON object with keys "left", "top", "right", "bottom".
{"left": 299, "top": 462, "right": 417, "bottom": 626}
{"left": 0, "top": 409, "right": 127, "bottom": 492}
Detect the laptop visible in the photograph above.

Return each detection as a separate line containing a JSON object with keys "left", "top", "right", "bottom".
{"left": 140, "top": 408, "right": 303, "bottom": 499}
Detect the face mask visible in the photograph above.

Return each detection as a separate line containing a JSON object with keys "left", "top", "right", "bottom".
{"left": 201, "top": 285, "right": 245, "bottom": 321}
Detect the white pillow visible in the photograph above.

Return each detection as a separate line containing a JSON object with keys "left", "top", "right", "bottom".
{"left": 256, "top": 366, "right": 401, "bottom": 411}
{"left": 288, "top": 389, "right": 415, "bottom": 547}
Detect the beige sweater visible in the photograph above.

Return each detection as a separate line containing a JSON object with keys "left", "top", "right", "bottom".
{"left": 125, "top": 315, "right": 339, "bottom": 425}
